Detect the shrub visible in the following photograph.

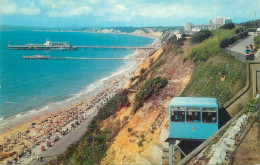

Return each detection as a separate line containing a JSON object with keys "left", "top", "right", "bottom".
{"left": 168, "top": 35, "right": 177, "bottom": 43}
{"left": 132, "top": 77, "right": 168, "bottom": 114}
{"left": 191, "top": 30, "right": 212, "bottom": 44}
{"left": 128, "top": 128, "right": 132, "bottom": 132}
{"left": 96, "top": 89, "right": 129, "bottom": 120}
{"left": 254, "top": 35, "right": 260, "bottom": 51}
{"left": 140, "top": 68, "right": 146, "bottom": 74}
{"left": 138, "top": 138, "right": 145, "bottom": 147}
{"left": 124, "top": 116, "right": 129, "bottom": 120}
{"left": 220, "top": 23, "right": 235, "bottom": 29}
{"left": 244, "top": 99, "right": 258, "bottom": 114}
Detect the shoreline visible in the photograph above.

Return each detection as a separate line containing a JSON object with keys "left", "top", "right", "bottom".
{"left": 0, "top": 50, "right": 139, "bottom": 134}
{"left": 0, "top": 35, "right": 159, "bottom": 163}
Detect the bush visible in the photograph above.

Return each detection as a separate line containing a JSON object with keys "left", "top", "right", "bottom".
{"left": 254, "top": 35, "right": 260, "bottom": 51}
{"left": 128, "top": 128, "right": 132, "bottom": 132}
{"left": 244, "top": 99, "right": 258, "bottom": 114}
{"left": 220, "top": 23, "right": 235, "bottom": 29}
{"left": 140, "top": 68, "right": 146, "bottom": 74}
{"left": 138, "top": 138, "right": 145, "bottom": 147}
{"left": 96, "top": 89, "right": 129, "bottom": 120}
{"left": 124, "top": 116, "right": 129, "bottom": 120}
{"left": 191, "top": 30, "right": 212, "bottom": 44}
{"left": 132, "top": 77, "right": 168, "bottom": 114}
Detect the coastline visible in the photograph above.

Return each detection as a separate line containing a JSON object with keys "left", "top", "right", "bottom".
{"left": 0, "top": 35, "right": 159, "bottom": 164}
{"left": 32, "top": 29, "right": 160, "bottom": 40}
{"left": 0, "top": 31, "right": 159, "bottom": 132}
{"left": 0, "top": 50, "right": 138, "bottom": 134}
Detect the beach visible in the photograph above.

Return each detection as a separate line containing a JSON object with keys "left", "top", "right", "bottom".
{"left": 0, "top": 36, "right": 160, "bottom": 164}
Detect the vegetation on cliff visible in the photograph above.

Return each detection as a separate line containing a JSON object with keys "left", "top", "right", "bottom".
{"left": 191, "top": 30, "right": 212, "bottom": 44}
{"left": 52, "top": 90, "right": 129, "bottom": 165}
{"left": 181, "top": 26, "right": 247, "bottom": 106}
{"left": 132, "top": 77, "right": 168, "bottom": 114}
{"left": 220, "top": 23, "right": 235, "bottom": 30}
{"left": 254, "top": 35, "right": 260, "bottom": 51}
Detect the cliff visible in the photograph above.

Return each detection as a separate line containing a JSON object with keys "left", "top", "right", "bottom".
{"left": 83, "top": 27, "right": 170, "bottom": 38}
{"left": 101, "top": 39, "right": 194, "bottom": 164}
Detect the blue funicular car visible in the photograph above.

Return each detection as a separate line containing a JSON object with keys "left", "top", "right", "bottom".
{"left": 169, "top": 97, "right": 219, "bottom": 140}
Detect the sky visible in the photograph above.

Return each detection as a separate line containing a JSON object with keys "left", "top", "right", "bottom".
{"left": 0, "top": 0, "right": 259, "bottom": 27}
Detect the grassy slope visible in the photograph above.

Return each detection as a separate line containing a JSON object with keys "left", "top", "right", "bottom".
{"left": 181, "top": 27, "right": 247, "bottom": 106}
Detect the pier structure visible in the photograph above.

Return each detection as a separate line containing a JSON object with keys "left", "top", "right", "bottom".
{"left": 22, "top": 55, "right": 132, "bottom": 61}
{"left": 74, "top": 45, "right": 154, "bottom": 49}
{"left": 9, "top": 45, "right": 153, "bottom": 50}
{"left": 8, "top": 39, "right": 154, "bottom": 50}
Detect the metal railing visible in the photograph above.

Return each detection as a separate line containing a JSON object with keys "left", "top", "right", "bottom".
{"left": 223, "top": 49, "right": 246, "bottom": 62}
{"left": 220, "top": 31, "right": 249, "bottom": 49}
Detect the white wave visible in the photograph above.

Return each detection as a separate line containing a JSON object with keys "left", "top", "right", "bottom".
{"left": 0, "top": 117, "right": 4, "bottom": 121}
{"left": 29, "top": 110, "right": 36, "bottom": 113}
{"left": 0, "top": 122, "right": 8, "bottom": 126}
{"left": 15, "top": 113, "right": 22, "bottom": 118}
{"left": 4, "top": 101, "right": 14, "bottom": 104}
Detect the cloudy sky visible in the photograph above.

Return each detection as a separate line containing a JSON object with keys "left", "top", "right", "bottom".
{"left": 0, "top": 0, "right": 259, "bottom": 27}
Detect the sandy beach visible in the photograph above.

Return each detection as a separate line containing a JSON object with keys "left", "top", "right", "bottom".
{"left": 0, "top": 36, "right": 160, "bottom": 164}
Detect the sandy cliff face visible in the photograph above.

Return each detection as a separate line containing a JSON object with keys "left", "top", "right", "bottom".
{"left": 101, "top": 41, "right": 194, "bottom": 164}
{"left": 131, "top": 29, "right": 163, "bottom": 38}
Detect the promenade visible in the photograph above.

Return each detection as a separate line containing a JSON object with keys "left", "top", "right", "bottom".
{"left": 28, "top": 109, "right": 98, "bottom": 165}
{"left": 228, "top": 33, "right": 257, "bottom": 55}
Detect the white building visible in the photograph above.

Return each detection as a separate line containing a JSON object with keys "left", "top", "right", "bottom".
{"left": 185, "top": 22, "right": 193, "bottom": 31}
{"left": 191, "top": 27, "right": 201, "bottom": 33}
{"left": 208, "top": 16, "right": 232, "bottom": 29}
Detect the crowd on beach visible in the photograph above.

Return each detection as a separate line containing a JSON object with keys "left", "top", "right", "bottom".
{"left": 245, "top": 44, "right": 256, "bottom": 60}
{"left": 0, "top": 70, "right": 136, "bottom": 165}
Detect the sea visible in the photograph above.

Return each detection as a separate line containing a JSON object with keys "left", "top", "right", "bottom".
{"left": 0, "top": 31, "right": 154, "bottom": 121}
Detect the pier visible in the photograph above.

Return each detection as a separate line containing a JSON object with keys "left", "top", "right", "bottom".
{"left": 73, "top": 46, "right": 154, "bottom": 49}
{"left": 22, "top": 56, "right": 132, "bottom": 60}
{"left": 8, "top": 39, "right": 154, "bottom": 50}
{"left": 9, "top": 45, "right": 153, "bottom": 50}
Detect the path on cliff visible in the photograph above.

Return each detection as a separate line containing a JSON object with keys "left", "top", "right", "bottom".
{"left": 228, "top": 33, "right": 257, "bottom": 54}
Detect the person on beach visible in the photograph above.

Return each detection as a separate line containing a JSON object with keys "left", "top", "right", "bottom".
{"left": 249, "top": 44, "right": 255, "bottom": 60}
{"left": 245, "top": 46, "right": 251, "bottom": 60}
{"left": 14, "top": 157, "right": 18, "bottom": 164}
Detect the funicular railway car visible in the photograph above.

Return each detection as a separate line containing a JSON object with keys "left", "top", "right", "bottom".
{"left": 165, "top": 97, "right": 219, "bottom": 165}
{"left": 169, "top": 97, "right": 219, "bottom": 140}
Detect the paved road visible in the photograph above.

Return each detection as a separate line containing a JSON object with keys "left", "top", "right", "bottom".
{"left": 229, "top": 34, "right": 257, "bottom": 54}
{"left": 28, "top": 109, "right": 98, "bottom": 165}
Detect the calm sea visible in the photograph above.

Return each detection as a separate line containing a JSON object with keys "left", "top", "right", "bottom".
{"left": 0, "top": 31, "right": 154, "bottom": 120}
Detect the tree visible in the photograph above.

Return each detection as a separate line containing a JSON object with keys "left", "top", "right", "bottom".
{"left": 220, "top": 23, "right": 235, "bottom": 29}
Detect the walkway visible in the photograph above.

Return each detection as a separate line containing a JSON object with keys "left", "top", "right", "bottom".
{"left": 28, "top": 109, "right": 98, "bottom": 165}
{"left": 228, "top": 33, "right": 257, "bottom": 55}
